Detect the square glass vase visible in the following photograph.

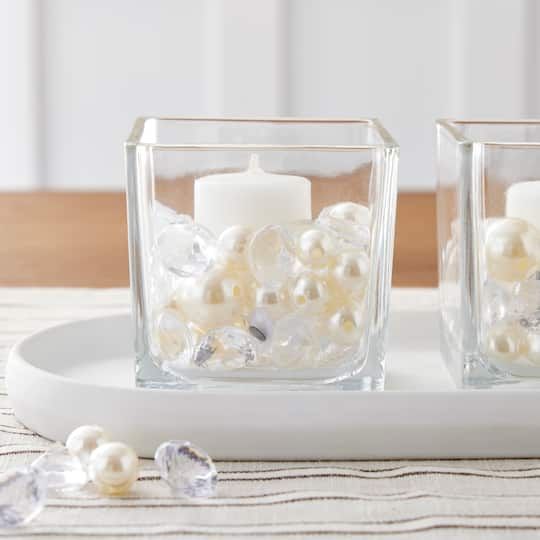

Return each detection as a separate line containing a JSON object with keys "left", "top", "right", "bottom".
{"left": 437, "top": 119, "right": 540, "bottom": 388}
{"left": 125, "top": 118, "right": 398, "bottom": 390}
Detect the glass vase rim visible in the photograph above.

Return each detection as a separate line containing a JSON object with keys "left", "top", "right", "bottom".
{"left": 125, "top": 116, "right": 399, "bottom": 151}
{"left": 437, "top": 118, "right": 540, "bottom": 148}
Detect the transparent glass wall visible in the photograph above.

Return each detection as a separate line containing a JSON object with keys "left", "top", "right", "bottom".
{"left": 126, "top": 118, "right": 398, "bottom": 390}
{"left": 437, "top": 120, "right": 540, "bottom": 387}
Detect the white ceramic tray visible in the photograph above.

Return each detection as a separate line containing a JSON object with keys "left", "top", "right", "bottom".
{"left": 7, "top": 304, "right": 540, "bottom": 459}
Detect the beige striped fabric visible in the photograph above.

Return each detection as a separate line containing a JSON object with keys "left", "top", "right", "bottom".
{"left": 1, "top": 288, "right": 540, "bottom": 539}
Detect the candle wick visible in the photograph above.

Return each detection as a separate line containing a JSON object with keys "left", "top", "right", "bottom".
{"left": 248, "top": 154, "right": 263, "bottom": 173}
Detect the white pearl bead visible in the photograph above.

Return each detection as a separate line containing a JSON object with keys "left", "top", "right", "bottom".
{"left": 66, "top": 425, "right": 109, "bottom": 467}
{"left": 88, "top": 442, "right": 138, "bottom": 496}
{"left": 252, "top": 285, "right": 290, "bottom": 319}
{"left": 290, "top": 272, "right": 329, "bottom": 312}
{"left": 331, "top": 250, "right": 369, "bottom": 295}
{"left": 485, "top": 218, "right": 539, "bottom": 282}
{"left": 486, "top": 322, "right": 527, "bottom": 361}
{"left": 179, "top": 268, "right": 246, "bottom": 330}
{"left": 218, "top": 225, "right": 253, "bottom": 268}
{"left": 296, "top": 227, "right": 336, "bottom": 269}
{"left": 327, "top": 303, "right": 365, "bottom": 344}
{"left": 324, "top": 202, "right": 370, "bottom": 226}
{"left": 526, "top": 333, "right": 540, "bottom": 365}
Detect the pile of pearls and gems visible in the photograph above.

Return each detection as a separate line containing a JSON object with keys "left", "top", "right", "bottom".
{"left": 152, "top": 200, "right": 371, "bottom": 375}
{"left": 482, "top": 217, "right": 540, "bottom": 368}
{"left": 0, "top": 425, "right": 216, "bottom": 528}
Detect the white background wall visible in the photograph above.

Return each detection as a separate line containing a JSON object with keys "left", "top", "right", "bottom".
{"left": 1, "top": 0, "right": 539, "bottom": 191}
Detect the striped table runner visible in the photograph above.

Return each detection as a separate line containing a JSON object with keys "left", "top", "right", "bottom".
{"left": 1, "top": 288, "right": 540, "bottom": 539}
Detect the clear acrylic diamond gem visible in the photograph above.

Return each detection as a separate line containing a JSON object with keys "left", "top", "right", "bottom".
{"left": 317, "top": 202, "right": 370, "bottom": 250}
{"left": 248, "top": 225, "right": 295, "bottom": 286}
{"left": 271, "top": 315, "right": 319, "bottom": 368}
{"left": 194, "top": 327, "right": 257, "bottom": 370}
{"left": 153, "top": 309, "right": 194, "bottom": 376}
{"left": 154, "top": 440, "right": 217, "bottom": 498}
{"left": 512, "top": 277, "right": 540, "bottom": 331}
{"left": 483, "top": 281, "right": 510, "bottom": 326}
{"left": 157, "top": 223, "right": 217, "bottom": 278}
{"left": 154, "top": 201, "right": 193, "bottom": 235}
{"left": 0, "top": 467, "right": 46, "bottom": 527}
{"left": 31, "top": 445, "right": 88, "bottom": 492}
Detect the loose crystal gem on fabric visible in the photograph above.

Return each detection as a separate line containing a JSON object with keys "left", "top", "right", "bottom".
{"left": 154, "top": 440, "right": 217, "bottom": 498}
{"left": 31, "top": 445, "right": 88, "bottom": 492}
{"left": 194, "top": 327, "right": 257, "bottom": 369}
{"left": 0, "top": 468, "right": 46, "bottom": 527}
{"left": 157, "top": 223, "right": 217, "bottom": 278}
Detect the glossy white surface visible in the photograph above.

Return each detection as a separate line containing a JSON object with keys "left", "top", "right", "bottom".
{"left": 7, "top": 305, "right": 540, "bottom": 459}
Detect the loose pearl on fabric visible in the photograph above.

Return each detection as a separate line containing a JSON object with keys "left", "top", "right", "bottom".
{"left": 296, "top": 227, "right": 336, "bottom": 269}
{"left": 327, "top": 303, "right": 365, "bottom": 345}
{"left": 88, "top": 442, "right": 139, "bottom": 496}
{"left": 485, "top": 218, "right": 539, "bottom": 282}
{"left": 485, "top": 322, "right": 527, "bottom": 362}
{"left": 290, "top": 272, "right": 329, "bottom": 313}
{"left": 217, "top": 225, "right": 253, "bottom": 269}
{"left": 66, "top": 425, "right": 109, "bottom": 468}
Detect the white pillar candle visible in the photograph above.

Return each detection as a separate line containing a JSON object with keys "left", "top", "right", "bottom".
{"left": 194, "top": 154, "right": 312, "bottom": 235}
{"left": 506, "top": 180, "right": 540, "bottom": 232}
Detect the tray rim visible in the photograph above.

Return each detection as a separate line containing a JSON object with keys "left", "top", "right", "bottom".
{"left": 7, "top": 312, "right": 540, "bottom": 459}
{"left": 7, "top": 312, "right": 540, "bottom": 398}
